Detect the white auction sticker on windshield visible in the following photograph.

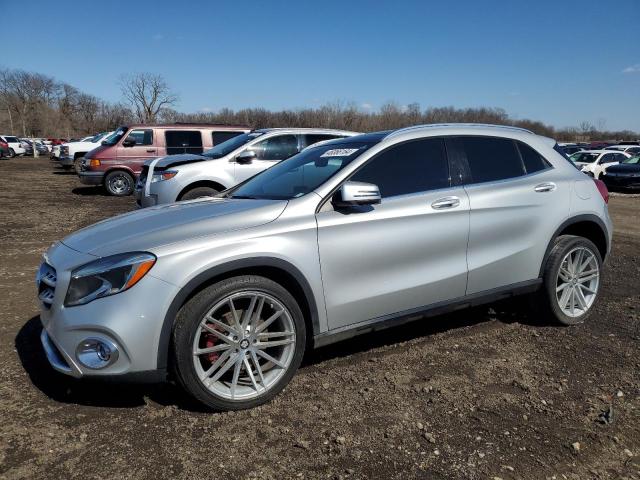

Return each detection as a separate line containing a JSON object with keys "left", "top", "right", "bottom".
{"left": 320, "top": 148, "right": 359, "bottom": 157}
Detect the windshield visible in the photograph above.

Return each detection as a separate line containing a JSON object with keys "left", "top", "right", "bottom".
{"left": 89, "top": 132, "right": 107, "bottom": 143}
{"left": 570, "top": 152, "right": 599, "bottom": 163}
{"left": 230, "top": 141, "right": 377, "bottom": 200}
{"left": 202, "top": 132, "right": 265, "bottom": 159}
{"left": 102, "top": 127, "right": 127, "bottom": 146}
{"left": 621, "top": 156, "right": 640, "bottom": 165}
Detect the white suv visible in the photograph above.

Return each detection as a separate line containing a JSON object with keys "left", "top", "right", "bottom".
{"left": 58, "top": 132, "right": 113, "bottom": 170}
{"left": 570, "top": 150, "right": 631, "bottom": 178}
{"left": 135, "top": 128, "right": 358, "bottom": 207}
{"left": 0, "top": 135, "right": 26, "bottom": 157}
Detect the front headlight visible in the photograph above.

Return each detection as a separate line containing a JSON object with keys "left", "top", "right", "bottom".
{"left": 151, "top": 170, "right": 178, "bottom": 183}
{"left": 64, "top": 252, "right": 156, "bottom": 307}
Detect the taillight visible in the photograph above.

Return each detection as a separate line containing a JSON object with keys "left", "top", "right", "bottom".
{"left": 594, "top": 179, "right": 609, "bottom": 204}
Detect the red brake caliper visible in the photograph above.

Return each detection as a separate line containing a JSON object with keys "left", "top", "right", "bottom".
{"left": 203, "top": 331, "right": 220, "bottom": 364}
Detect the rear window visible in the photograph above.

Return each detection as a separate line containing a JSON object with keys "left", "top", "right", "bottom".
{"left": 457, "top": 136, "right": 525, "bottom": 183}
{"left": 165, "top": 130, "right": 203, "bottom": 155}
{"left": 212, "top": 131, "right": 244, "bottom": 145}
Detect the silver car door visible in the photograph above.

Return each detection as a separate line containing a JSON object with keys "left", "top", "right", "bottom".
{"left": 316, "top": 137, "right": 470, "bottom": 330}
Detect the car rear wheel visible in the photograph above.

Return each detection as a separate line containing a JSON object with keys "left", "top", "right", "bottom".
{"left": 536, "top": 235, "right": 602, "bottom": 325}
{"left": 172, "top": 275, "right": 306, "bottom": 410}
{"left": 104, "top": 170, "right": 134, "bottom": 196}
{"left": 8, "top": 148, "right": 15, "bottom": 158}
{"left": 180, "top": 186, "right": 219, "bottom": 201}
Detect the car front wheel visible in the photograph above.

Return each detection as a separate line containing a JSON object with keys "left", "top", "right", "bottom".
{"left": 172, "top": 275, "right": 306, "bottom": 410}
{"left": 104, "top": 170, "right": 135, "bottom": 196}
{"left": 537, "top": 235, "right": 602, "bottom": 325}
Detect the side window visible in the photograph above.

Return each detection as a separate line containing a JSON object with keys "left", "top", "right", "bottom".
{"left": 124, "top": 129, "right": 153, "bottom": 146}
{"left": 516, "top": 141, "right": 549, "bottom": 174}
{"left": 249, "top": 134, "right": 299, "bottom": 161}
{"left": 302, "top": 134, "right": 343, "bottom": 148}
{"left": 165, "top": 130, "right": 203, "bottom": 155}
{"left": 350, "top": 138, "right": 449, "bottom": 198}
{"left": 212, "top": 131, "right": 244, "bottom": 145}
{"left": 599, "top": 154, "right": 616, "bottom": 164}
{"left": 458, "top": 136, "right": 525, "bottom": 183}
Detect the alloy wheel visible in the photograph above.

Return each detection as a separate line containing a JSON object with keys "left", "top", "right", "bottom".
{"left": 191, "top": 291, "right": 296, "bottom": 401}
{"left": 108, "top": 173, "right": 131, "bottom": 194}
{"left": 555, "top": 246, "right": 600, "bottom": 318}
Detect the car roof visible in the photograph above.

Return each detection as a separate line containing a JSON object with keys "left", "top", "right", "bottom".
{"left": 252, "top": 128, "right": 359, "bottom": 136}
{"left": 124, "top": 123, "right": 250, "bottom": 130}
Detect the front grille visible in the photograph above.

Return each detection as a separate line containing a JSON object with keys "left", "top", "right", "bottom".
{"left": 37, "top": 262, "right": 57, "bottom": 309}
{"left": 137, "top": 166, "right": 149, "bottom": 190}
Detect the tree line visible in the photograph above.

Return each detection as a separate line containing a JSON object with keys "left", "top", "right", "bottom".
{"left": 0, "top": 67, "right": 637, "bottom": 142}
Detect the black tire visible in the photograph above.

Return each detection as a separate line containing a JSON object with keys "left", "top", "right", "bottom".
{"left": 180, "top": 186, "right": 219, "bottom": 201}
{"left": 172, "top": 275, "right": 306, "bottom": 411}
{"left": 8, "top": 148, "right": 15, "bottom": 158}
{"left": 534, "top": 235, "right": 603, "bottom": 326}
{"left": 74, "top": 157, "right": 84, "bottom": 174}
{"left": 104, "top": 170, "right": 134, "bottom": 196}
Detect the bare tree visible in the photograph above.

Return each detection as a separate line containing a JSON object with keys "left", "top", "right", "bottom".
{"left": 119, "top": 73, "right": 178, "bottom": 123}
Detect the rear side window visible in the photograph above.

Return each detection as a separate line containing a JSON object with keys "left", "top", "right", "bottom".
{"left": 458, "top": 137, "right": 524, "bottom": 183}
{"left": 516, "top": 141, "right": 548, "bottom": 174}
{"left": 124, "top": 129, "right": 153, "bottom": 146}
{"left": 165, "top": 130, "right": 203, "bottom": 155}
{"left": 350, "top": 138, "right": 449, "bottom": 198}
{"left": 302, "top": 134, "right": 343, "bottom": 148}
{"left": 212, "top": 131, "right": 244, "bottom": 145}
{"left": 249, "top": 134, "right": 299, "bottom": 161}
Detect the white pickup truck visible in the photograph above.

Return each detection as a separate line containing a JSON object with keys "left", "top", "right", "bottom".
{"left": 58, "top": 132, "right": 113, "bottom": 170}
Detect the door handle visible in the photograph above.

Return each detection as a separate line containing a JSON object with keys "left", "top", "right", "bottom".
{"left": 431, "top": 196, "right": 460, "bottom": 209}
{"left": 146, "top": 149, "right": 155, "bottom": 153}
{"left": 534, "top": 182, "right": 556, "bottom": 192}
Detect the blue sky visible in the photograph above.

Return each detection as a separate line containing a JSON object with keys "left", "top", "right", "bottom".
{"left": 3, "top": 0, "right": 639, "bottom": 131}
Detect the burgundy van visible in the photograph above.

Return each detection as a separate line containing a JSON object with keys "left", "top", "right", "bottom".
{"left": 79, "top": 124, "right": 249, "bottom": 196}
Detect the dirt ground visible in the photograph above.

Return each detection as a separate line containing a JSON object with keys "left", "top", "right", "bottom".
{"left": 0, "top": 156, "right": 638, "bottom": 480}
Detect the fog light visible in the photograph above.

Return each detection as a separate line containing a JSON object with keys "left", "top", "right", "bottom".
{"left": 76, "top": 338, "right": 119, "bottom": 369}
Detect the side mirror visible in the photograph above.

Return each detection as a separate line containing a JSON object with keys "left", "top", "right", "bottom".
{"left": 235, "top": 150, "right": 256, "bottom": 164}
{"left": 122, "top": 138, "right": 136, "bottom": 147}
{"left": 332, "top": 181, "right": 381, "bottom": 208}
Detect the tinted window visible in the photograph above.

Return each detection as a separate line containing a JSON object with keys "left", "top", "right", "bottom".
{"left": 249, "top": 134, "right": 299, "bottom": 161}
{"left": 124, "top": 129, "right": 153, "bottom": 146}
{"left": 516, "top": 141, "right": 548, "bottom": 174}
{"left": 458, "top": 137, "right": 524, "bottom": 183}
{"left": 212, "top": 131, "right": 244, "bottom": 145}
{"left": 600, "top": 153, "right": 617, "bottom": 164}
{"left": 303, "top": 134, "right": 343, "bottom": 148}
{"left": 570, "top": 152, "right": 599, "bottom": 163}
{"left": 165, "top": 130, "right": 203, "bottom": 155}
{"left": 350, "top": 138, "right": 449, "bottom": 198}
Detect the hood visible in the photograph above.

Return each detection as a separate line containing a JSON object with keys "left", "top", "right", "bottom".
{"left": 605, "top": 163, "right": 640, "bottom": 174}
{"left": 85, "top": 144, "right": 111, "bottom": 159}
{"left": 149, "top": 153, "right": 210, "bottom": 170}
{"left": 61, "top": 197, "right": 287, "bottom": 257}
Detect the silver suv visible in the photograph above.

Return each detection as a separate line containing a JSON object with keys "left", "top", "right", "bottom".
{"left": 37, "top": 124, "right": 612, "bottom": 410}
{"left": 135, "top": 128, "right": 358, "bottom": 207}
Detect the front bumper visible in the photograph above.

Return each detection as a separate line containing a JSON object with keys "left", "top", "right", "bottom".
{"left": 135, "top": 187, "right": 158, "bottom": 208}
{"left": 38, "top": 243, "right": 180, "bottom": 378}
{"left": 78, "top": 171, "right": 104, "bottom": 186}
{"left": 601, "top": 175, "right": 640, "bottom": 190}
{"left": 59, "top": 155, "right": 75, "bottom": 166}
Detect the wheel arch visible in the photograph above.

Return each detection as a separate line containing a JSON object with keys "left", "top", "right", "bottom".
{"left": 156, "top": 257, "right": 320, "bottom": 370}
{"left": 104, "top": 166, "right": 136, "bottom": 178}
{"left": 539, "top": 214, "right": 609, "bottom": 277}
{"left": 177, "top": 180, "right": 227, "bottom": 200}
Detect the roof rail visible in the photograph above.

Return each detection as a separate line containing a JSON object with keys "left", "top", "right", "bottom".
{"left": 385, "top": 123, "right": 534, "bottom": 139}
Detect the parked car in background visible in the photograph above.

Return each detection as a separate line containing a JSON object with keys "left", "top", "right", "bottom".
{"left": 0, "top": 138, "right": 9, "bottom": 158}
{"left": 58, "top": 131, "right": 113, "bottom": 170}
{"left": 558, "top": 143, "right": 582, "bottom": 156}
{"left": 569, "top": 150, "right": 631, "bottom": 178}
{"left": 0, "top": 135, "right": 26, "bottom": 157}
{"left": 79, "top": 124, "right": 249, "bottom": 196}
{"left": 52, "top": 136, "right": 93, "bottom": 161}
{"left": 20, "top": 139, "right": 49, "bottom": 156}
{"left": 601, "top": 155, "right": 640, "bottom": 191}
{"left": 604, "top": 144, "right": 640, "bottom": 155}
{"left": 36, "top": 124, "right": 612, "bottom": 410}
{"left": 136, "top": 128, "right": 358, "bottom": 207}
